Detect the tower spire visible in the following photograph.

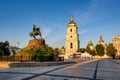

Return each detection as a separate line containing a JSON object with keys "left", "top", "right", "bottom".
{"left": 99, "top": 35, "right": 104, "bottom": 43}
{"left": 70, "top": 16, "right": 74, "bottom": 21}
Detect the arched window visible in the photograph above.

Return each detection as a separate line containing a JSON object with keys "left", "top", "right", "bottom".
{"left": 70, "top": 29, "right": 72, "bottom": 32}
{"left": 70, "top": 43, "right": 73, "bottom": 48}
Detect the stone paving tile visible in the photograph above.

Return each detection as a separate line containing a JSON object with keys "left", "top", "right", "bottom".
{"left": 96, "top": 59, "right": 120, "bottom": 80}
{"left": 31, "top": 60, "right": 97, "bottom": 80}
{"left": 113, "top": 59, "right": 120, "bottom": 65}
{"left": 0, "top": 59, "right": 119, "bottom": 80}
{"left": 0, "top": 65, "right": 65, "bottom": 73}
{"left": 46, "top": 66, "right": 94, "bottom": 79}
{"left": 0, "top": 65, "right": 67, "bottom": 80}
{"left": 0, "top": 73, "right": 32, "bottom": 80}
{"left": 97, "top": 70, "right": 120, "bottom": 80}
{"left": 31, "top": 75, "right": 89, "bottom": 80}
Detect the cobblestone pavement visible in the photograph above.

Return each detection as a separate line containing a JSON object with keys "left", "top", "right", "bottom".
{"left": 0, "top": 59, "right": 120, "bottom": 80}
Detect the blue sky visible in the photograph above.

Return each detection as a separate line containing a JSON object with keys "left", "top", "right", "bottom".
{"left": 0, "top": 0, "right": 120, "bottom": 48}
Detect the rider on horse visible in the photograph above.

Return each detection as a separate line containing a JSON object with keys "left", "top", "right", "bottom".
{"left": 30, "top": 24, "right": 42, "bottom": 39}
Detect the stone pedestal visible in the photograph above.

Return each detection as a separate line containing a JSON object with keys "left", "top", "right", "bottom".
{"left": 25, "top": 38, "right": 46, "bottom": 50}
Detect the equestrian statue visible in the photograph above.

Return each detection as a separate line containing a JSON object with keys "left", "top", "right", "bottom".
{"left": 29, "top": 24, "right": 42, "bottom": 39}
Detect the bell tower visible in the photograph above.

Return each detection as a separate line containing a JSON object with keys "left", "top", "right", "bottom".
{"left": 65, "top": 16, "right": 79, "bottom": 59}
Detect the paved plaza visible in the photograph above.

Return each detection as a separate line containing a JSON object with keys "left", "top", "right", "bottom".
{"left": 0, "top": 59, "right": 120, "bottom": 80}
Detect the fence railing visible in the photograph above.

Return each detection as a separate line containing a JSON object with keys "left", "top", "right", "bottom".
{"left": 0, "top": 56, "right": 64, "bottom": 62}
{"left": 0, "top": 55, "right": 56, "bottom": 62}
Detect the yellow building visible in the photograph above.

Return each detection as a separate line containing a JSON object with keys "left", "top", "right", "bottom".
{"left": 65, "top": 16, "right": 79, "bottom": 59}
{"left": 112, "top": 35, "right": 120, "bottom": 58}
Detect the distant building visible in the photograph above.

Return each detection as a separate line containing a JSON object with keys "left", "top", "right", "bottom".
{"left": 98, "top": 35, "right": 106, "bottom": 47}
{"left": 9, "top": 46, "right": 21, "bottom": 56}
{"left": 65, "top": 16, "right": 80, "bottom": 59}
{"left": 97, "top": 35, "right": 109, "bottom": 58}
{"left": 112, "top": 35, "right": 120, "bottom": 58}
{"left": 59, "top": 46, "right": 65, "bottom": 57}
{"left": 60, "top": 46, "right": 65, "bottom": 54}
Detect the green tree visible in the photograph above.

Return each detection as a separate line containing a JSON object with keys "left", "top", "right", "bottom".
{"left": 77, "top": 48, "right": 85, "bottom": 53}
{"left": 61, "top": 46, "right": 65, "bottom": 49}
{"left": 0, "top": 50, "right": 3, "bottom": 56}
{"left": 0, "top": 42, "right": 4, "bottom": 56}
{"left": 95, "top": 44, "right": 105, "bottom": 56}
{"left": 106, "top": 43, "right": 117, "bottom": 59}
{"left": 45, "top": 45, "right": 54, "bottom": 54}
{"left": 0, "top": 41, "right": 10, "bottom": 56}
{"left": 53, "top": 48, "right": 60, "bottom": 56}
{"left": 16, "top": 45, "right": 54, "bottom": 61}
{"left": 4, "top": 41, "right": 9, "bottom": 47}
{"left": 34, "top": 47, "right": 53, "bottom": 61}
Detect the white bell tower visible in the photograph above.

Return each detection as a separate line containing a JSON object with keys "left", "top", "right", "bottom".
{"left": 65, "top": 16, "right": 80, "bottom": 59}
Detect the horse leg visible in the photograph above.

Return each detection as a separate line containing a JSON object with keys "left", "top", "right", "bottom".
{"left": 39, "top": 32, "right": 42, "bottom": 37}
{"left": 34, "top": 35, "right": 36, "bottom": 39}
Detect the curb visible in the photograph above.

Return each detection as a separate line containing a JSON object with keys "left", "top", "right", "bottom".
{"left": 0, "top": 61, "right": 76, "bottom": 68}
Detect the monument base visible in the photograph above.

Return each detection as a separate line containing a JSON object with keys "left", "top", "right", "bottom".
{"left": 25, "top": 38, "right": 46, "bottom": 50}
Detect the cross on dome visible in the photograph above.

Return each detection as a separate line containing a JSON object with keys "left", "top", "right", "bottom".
{"left": 70, "top": 16, "right": 74, "bottom": 21}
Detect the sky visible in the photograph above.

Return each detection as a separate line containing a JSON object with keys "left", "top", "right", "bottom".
{"left": 0, "top": 0, "right": 120, "bottom": 48}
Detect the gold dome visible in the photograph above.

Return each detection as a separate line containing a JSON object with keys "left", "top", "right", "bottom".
{"left": 99, "top": 35, "right": 104, "bottom": 43}
{"left": 68, "top": 16, "right": 77, "bottom": 27}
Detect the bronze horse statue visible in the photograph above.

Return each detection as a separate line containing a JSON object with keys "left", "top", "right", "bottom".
{"left": 30, "top": 25, "right": 42, "bottom": 39}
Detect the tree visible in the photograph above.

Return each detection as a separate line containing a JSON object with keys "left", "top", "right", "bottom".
{"left": 0, "top": 49, "right": 3, "bottom": 56}
{"left": 86, "top": 41, "right": 96, "bottom": 56}
{"left": 16, "top": 45, "right": 54, "bottom": 61}
{"left": 45, "top": 45, "right": 54, "bottom": 54}
{"left": 0, "top": 41, "right": 10, "bottom": 56}
{"left": 59, "top": 46, "right": 65, "bottom": 54}
{"left": 53, "top": 48, "right": 60, "bottom": 56}
{"left": 4, "top": 41, "right": 9, "bottom": 47}
{"left": 61, "top": 46, "right": 65, "bottom": 49}
{"left": 0, "top": 42, "right": 4, "bottom": 56}
{"left": 77, "top": 48, "right": 85, "bottom": 53}
{"left": 95, "top": 44, "right": 105, "bottom": 56}
{"left": 106, "top": 43, "right": 117, "bottom": 59}
{"left": 86, "top": 46, "right": 96, "bottom": 56}
{"left": 34, "top": 47, "right": 53, "bottom": 61}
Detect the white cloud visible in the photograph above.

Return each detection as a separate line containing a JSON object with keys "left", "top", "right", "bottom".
{"left": 79, "top": 29, "right": 88, "bottom": 34}
{"left": 42, "top": 28, "right": 52, "bottom": 38}
{"left": 46, "top": 30, "right": 66, "bottom": 48}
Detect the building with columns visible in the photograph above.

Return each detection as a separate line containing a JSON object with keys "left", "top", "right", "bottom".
{"left": 65, "top": 16, "right": 79, "bottom": 59}
{"left": 112, "top": 35, "right": 120, "bottom": 58}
